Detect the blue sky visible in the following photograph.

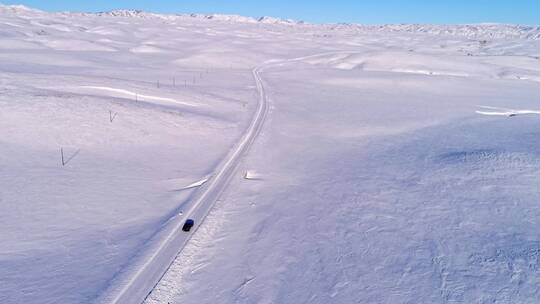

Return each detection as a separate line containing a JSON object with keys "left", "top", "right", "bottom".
{"left": 2, "top": 0, "right": 539, "bottom": 25}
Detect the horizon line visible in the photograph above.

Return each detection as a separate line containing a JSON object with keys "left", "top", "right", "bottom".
{"left": 1, "top": 3, "right": 538, "bottom": 27}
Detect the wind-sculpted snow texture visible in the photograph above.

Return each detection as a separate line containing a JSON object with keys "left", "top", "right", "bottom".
{"left": 1, "top": 4, "right": 540, "bottom": 304}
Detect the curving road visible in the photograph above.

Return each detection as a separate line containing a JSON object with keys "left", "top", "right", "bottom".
{"left": 98, "top": 52, "right": 353, "bottom": 304}
{"left": 96, "top": 63, "right": 269, "bottom": 304}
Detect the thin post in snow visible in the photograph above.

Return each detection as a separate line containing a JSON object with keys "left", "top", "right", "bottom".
{"left": 173, "top": 77, "right": 176, "bottom": 87}
{"left": 60, "top": 148, "right": 80, "bottom": 167}
{"left": 157, "top": 80, "right": 160, "bottom": 88}
{"left": 109, "top": 110, "right": 118, "bottom": 123}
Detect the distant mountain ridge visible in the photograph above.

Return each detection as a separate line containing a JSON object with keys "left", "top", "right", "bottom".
{"left": 92, "top": 9, "right": 301, "bottom": 25}
{"left": 0, "top": 4, "right": 539, "bottom": 40}
{"left": 333, "top": 23, "right": 540, "bottom": 40}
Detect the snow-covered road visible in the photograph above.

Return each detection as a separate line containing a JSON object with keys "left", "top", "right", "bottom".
{"left": 103, "top": 51, "right": 359, "bottom": 304}
{"left": 141, "top": 50, "right": 371, "bottom": 304}
{"left": 97, "top": 62, "right": 270, "bottom": 304}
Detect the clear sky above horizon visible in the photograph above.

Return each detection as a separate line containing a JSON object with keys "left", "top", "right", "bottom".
{"left": 2, "top": 0, "right": 539, "bottom": 25}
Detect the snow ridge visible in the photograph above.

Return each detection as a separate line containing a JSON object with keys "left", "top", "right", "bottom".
{"left": 95, "top": 10, "right": 154, "bottom": 18}
{"left": 332, "top": 23, "right": 540, "bottom": 40}
{"left": 0, "top": 3, "right": 43, "bottom": 14}
{"left": 0, "top": 4, "right": 538, "bottom": 40}
{"left": 78, "top": 9, "right": 301, "bottom": 25}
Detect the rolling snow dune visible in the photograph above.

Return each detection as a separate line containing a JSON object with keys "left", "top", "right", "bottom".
{"left": 147, "top": 61, "right": 540, "bottom": 304}
{"left": 1, "top": 3, "right": 540, "bottom": 304}
{"left": 0, "top": 38, "right": 43, "bottom": 49}
{"left": 304, "top": 51, "right": 540, "bottom": 81}
{"left": 36, "top": 39, "right": 118, "bottom": 51}
{"left": 130, "top": 45, "right": 167, "bottom": 53}
{"left": 87, "top": 26, "right": 127, "bottom": 36}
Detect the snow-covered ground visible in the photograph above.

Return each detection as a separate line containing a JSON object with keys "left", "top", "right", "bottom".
{"left": 1, "top": 4, "right": 540, "bottom": 304}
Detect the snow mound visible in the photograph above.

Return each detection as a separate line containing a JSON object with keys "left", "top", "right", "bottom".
{"left": 37, "top": 39, "right": 117, "bottom": 51}
{"left": 0, "top": 4, "right": 42, "bottom": 14}
{"left": 257, "top": 16, "right": 297, "bottom": 24}
{"left": 188, "top": 13, "right": 258, "bottom": 23}
{"left": 243, "top": 170, "right": 262, "bottom": 180}
{"left": 94, "top": 9, "right": 160, "bottom": 19}
{"left": 76, "top": 86, "right": 199, "bottom": 107}
{"left": 130, "top": 44, "right": 167, "bottom": 53}
{"left": 305, "top": 52, "right": 495, "bottom": 78}
{"left": 87, "top": 26, "right": 126, "bottom": 36}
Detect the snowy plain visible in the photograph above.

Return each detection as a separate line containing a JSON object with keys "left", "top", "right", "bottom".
{"left": 1, "top": 4, "right": 540, "bottom": 304}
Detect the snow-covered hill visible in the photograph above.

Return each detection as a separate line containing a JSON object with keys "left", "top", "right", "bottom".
{"left": 349, "top": 23, "right": 540, "bottom": 40}
{"left": 1, "top": 4, "right": 540, "bottom": 304}
{"left": 1, "top": 4, "right": 539, "bottom": 39}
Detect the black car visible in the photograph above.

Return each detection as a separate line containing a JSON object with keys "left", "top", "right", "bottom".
{"left": 182, "top": 219, "right": 195, "bottom": 232}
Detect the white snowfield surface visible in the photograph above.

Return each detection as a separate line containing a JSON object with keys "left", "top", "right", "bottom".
{"left": 1, "top": 4, "right": 540, "bottom": 304}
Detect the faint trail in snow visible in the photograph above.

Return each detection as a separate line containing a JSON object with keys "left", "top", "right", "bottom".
{"left": 476, "top": 105, "right": 540, "bottom": 117}
{"left": 233, "top": 276, "right": 256, "bottom": 297}
{"left": 79, "top": 86, "right": 199, "bottom": 107}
